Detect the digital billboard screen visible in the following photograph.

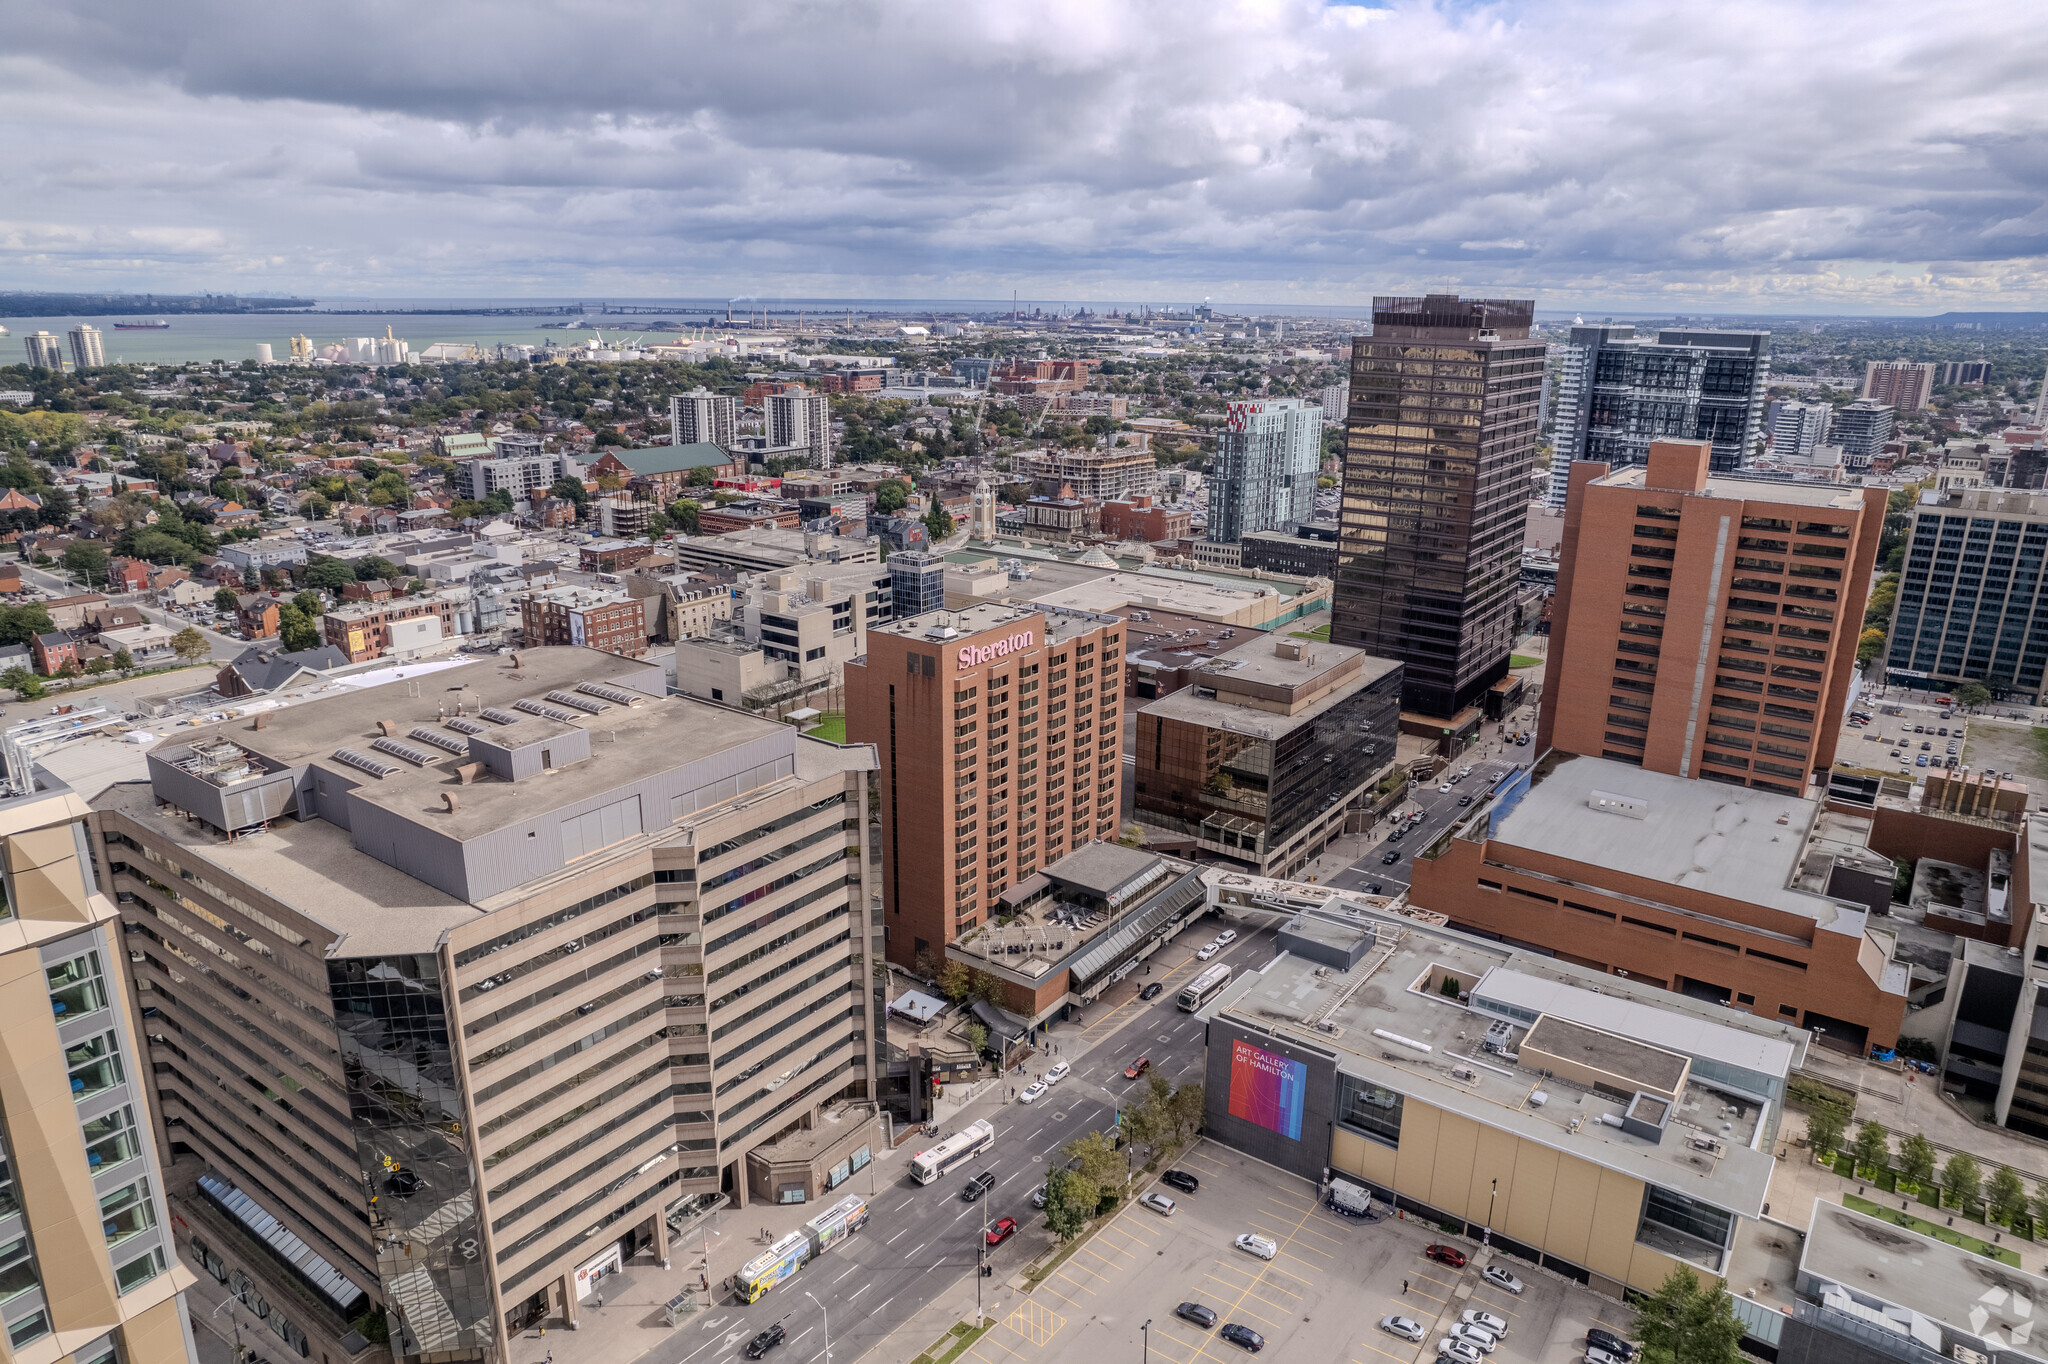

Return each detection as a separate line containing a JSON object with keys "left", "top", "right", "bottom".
{"left": 1228, "top": 1038, "right": 1307, "bottom": 1141}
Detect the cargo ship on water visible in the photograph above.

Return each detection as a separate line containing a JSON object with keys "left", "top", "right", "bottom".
{"left": 112, "top": 319, "right": 170, "bottom": 330}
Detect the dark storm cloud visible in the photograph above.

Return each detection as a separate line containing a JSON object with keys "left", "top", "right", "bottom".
{"left": 3, "top": 0, "right": 2046, "bottom": 307}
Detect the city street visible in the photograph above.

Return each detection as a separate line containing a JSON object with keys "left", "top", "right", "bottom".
{"left": 1324, "top": 750, "right": 1527, "bottom": 895}
{"left": 641, "top": 918, "right": 1282, "bottom": 1364}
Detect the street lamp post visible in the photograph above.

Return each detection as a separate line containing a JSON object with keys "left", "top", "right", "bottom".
{"left": 1143, "top": 1318, "right": 1153, "bottom": 1364}
{"left": 803, "top": 1290, "right": 831, "bottom": 1364}
{"left": 212, "top": 1294, "right": 246, "bottom": 1363}
{"left": 1484, "top": 1177, "right": 1497, "bottom": 1248}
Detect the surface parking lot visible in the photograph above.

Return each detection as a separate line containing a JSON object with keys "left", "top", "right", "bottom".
{"left": 961, "top": 1143, "right": 1637, "bottom": 1364}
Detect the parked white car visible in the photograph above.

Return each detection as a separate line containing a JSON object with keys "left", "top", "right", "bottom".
{"left": 1044, "top": 1061, "right": 1070, "bottom": 1085}
{"left": 1380, "top": 1317, "right": 1425, "bottom": 1343}
{"left": 1461, "top": 1311, "right": 1509, "bottom": 1338}
{"left": 1482, "top": 1265, "right": 1524, "bottom": 1295}
{"left": 1438, "top": 1340, "right": 1483, "bottom": 1364}
{"left": 1233, "top": 1233, "right": 1277, "bottom": 1261}
{"left": 1215, "top": 929, "right": 1238, "bottom": 945}
{"left": 1138, "top": 1192, "right": 1176, "bottom": 1217}
{"left": 1195, "top": 943, "right": 1221, "bottom": 961}
{"left": 1019, "top": 1081, "right": 1048, "bottom": 1104}
{"left": 1448, "top": 1323, "right": 1498, "bottom": 1354}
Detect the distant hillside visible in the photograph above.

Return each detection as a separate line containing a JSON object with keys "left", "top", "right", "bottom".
{"left": 1919, "top": 312, "right": 2048, "bottom": 328}
{"left": 0, "top": 291, "right": 315, "bottom": 317}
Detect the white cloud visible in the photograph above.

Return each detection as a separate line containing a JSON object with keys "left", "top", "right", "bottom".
{"left": 0, "top": 1, "right": 2043, "bottom": 309}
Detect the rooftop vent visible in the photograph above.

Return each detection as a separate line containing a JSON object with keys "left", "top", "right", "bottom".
{"left": 332, "top": 748, "right": 400, "bottom": 779}
{"left": 369, "top": 737, "right": 439, "bottom": 767}
{"left": 1588, "top": 789, "right": 1649, "bottom": 820}
{"left": 480, "top": 708, "right": 522, "bottom": 726}
{"left": 445, "top": 716, "right": 487, "bottom": 735}
{"left": 409, "top": 727, "right": 469, "bottom": 755}
{"left": 514, "top": 698, "right": 581, "bottom": 723}
{"left": 546, "top": 690, "right": 610, "bottom": 714}
{"left": 575, "top": 682, "right": 643, "bottom": 707}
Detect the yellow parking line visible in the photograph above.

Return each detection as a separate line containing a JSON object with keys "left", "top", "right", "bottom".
{"left": 1225, "top": 1301, "right": 1286, "bottom": 1329}
{"left": 1412, "top": 1266, "right": 1459, "bottom": 1289}
{"left": 1249, "top": 1221, "right": 1333, "bottom": 1258}
{"left": 1358, "top": 1345, "right": 1419, "bottom": 1364}
{"left": 1472, "top": 1294, "right": 1520, "bottom": 1317}
{"left": 1052, "top": 1271, "right": 1098, "bottom": 1296}
{"left": 1286, "top": 1220, "right": 1348, "bottom": 1250}
{"left": 1402, "top": 1286, "right": 1448, "bottom": 1305}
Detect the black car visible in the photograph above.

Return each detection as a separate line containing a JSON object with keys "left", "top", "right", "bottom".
{"left": 1140, "top": 982, "right": 1164, "bottom": 1001}
{"left": 1175, "top": 1302, "right": 1218, "bottom": 1329}
{"left": 1365, "top": 882, "right": 1383, "bottom": 894}
{"left": 1220, "top": 1323, "right": 1265, "bottom": 1353}
{"left": 962, "top": 1170, "right": 996, "bottom": 1202}
{"left": 1381, "top": 851, "right": 1400, "bottom": 865}
{"left": 1587, "top": 1329, "right": 1635, "bottom": 1360}
{"left": 1388, "top": 829, "right": 1405, "bottom": 842}
{"left": 745, "top": 1323, "right": 785, "bottom": 1359}
{"left": 1162, "top": 1168, "right": 1200, "bottom": 1193}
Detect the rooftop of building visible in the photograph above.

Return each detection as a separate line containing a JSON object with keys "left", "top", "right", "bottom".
{"left": 524, "top": 583, "right": 635, "bottom": 608}
{"left": 869, "top": 600, "right": 1115, "bottom": 646}
{"left": 1471, "top": 753, "right": 1871, "bottom": 936}
{"left": 1139, "top": 639, "right": 1399, "bottom": 737}
{"left": 594, "top": 442, "right": 731, "bottom": 475}
{"left": 951, "top": 845, "right": 1207, "bottom": 995}
{"left": 1206, "top": 904, "right": 1805, "bottom": 1218}
{"left": 1797, "top": 1201, "right": 2048, "bottom": 1364}
{"left": 1030, "top": 567, "right": 1322, "bottom": 622}
{"left": 1592, "top": 464, "right": 1873, "bottom": 510}
{"left": 114, "top": 649, "right": 873, "bottom": 944}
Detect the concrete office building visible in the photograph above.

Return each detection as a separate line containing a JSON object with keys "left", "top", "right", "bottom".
{"left": 1332, "top": 295, "right": 1545, "bottom": 717}
{"left": 846, "top": 603, "right": 1124, "bottom": 968}
{"left": 1541, "top": 441, "right": 1885, "bottom": 791}
{"left": 1009, "top": 446, "right": 1158, "bottom": 502}
{"left": 1319, "top": 383, "right": 1348, "bottom": 421}
{"left": 1207, "top": 398, "right": 1320, "bottom": 543}
{"left": 67, "top": 326, "right": 105, "bottom": 371}
{"left": 22, "top": 333, "right": 63, "bottom": 371}
{"left": 1408, "top": 752, "right": 1910, "bottom": 1051}
{"left": 669, "top": 389, "right": 736, "bottom": 450}
{"left": 1770, "top": 401, "right": 1830, "bottom": 461}
{"left": 1544, "top": 325, "right": 1771, "bottom": 507}
{"left": 459, "top": 451, "right": 579, "bottom": 503}
{"left": 0, "top": 758, "right": 199, "bottom": 1364}
{"left": 1830, "top": 400, "right": 1894, "bottom": 472}
{"left": 766, "top": 390, "right": 831, "bottom": 468}
{"left": 665, "top": 527, "right": 879, "bottom": 577}
{"left": 94, "top": 650, "right": 878, "bottom": 1362}
{"left": 1936, "top": 360, "right": 1992, "bottom": 387}
{"left": 1197, "top": 894, "right": 1804, "bottom": 1298}
{"left": 1239, "top": 523, "right": 1339, "bottom": 581}
{"left": 1133, "top": 635, "right": 1401, "bottom": 877}
{"left": 1884, "top": 487, "right": 2048, "bottom": 701}
{"left": 1863, "top": 360, "right": 1937, "bottom": 412}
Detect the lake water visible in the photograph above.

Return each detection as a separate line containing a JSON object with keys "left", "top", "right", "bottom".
{"left": 1, "top": 295, "right": 1381, "bottom": 367}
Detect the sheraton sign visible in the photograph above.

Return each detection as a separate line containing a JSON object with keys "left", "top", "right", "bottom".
{"left": 957, "top": 630, "right": 1035, "bottom": 670}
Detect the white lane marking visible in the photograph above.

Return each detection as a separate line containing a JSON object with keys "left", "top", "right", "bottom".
{"left": 848, "top": 1282, "right": 872, "bottom": 1301}
{"left": 884, "top": 1227, "right": 908, "bottom": 1245}
{"left": 907, "top": 1241, "right": 927, "bottom": 1260}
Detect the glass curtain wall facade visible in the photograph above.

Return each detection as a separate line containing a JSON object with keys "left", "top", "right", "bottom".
{"left": 1886, "top": 498, "right": 2048, "bottom": 700}
{"left": 1333, "top": 296, "right": 1544, "bottom": 717}
{"left": 329, "top": 954, "right": 494, "bottom": 1361}
{"left": 1208, "top": 398, "right": 1321, "bottom": 543}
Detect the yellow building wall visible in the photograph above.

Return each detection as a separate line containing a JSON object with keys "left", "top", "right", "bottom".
{"left": 1326, "top": 1092, "right": 1712, "bottom": 1294}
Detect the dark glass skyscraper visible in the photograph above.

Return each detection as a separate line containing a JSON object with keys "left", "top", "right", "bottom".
{"left": 1331, "top": 295, "right": 1544, "bottom": 717}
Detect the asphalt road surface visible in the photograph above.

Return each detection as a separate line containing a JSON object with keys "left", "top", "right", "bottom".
{"left": 1324, "top": 753, "right": 1527, "bottom": 895}
{"left": 654, "top": 918, "right": 1282, "bottom": 1364}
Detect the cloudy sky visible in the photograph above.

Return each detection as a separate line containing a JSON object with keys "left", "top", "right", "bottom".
{"left": 4, "top": 0, "right": 2046, "bottom": 312}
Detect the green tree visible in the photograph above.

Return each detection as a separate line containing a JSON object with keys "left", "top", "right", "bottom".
{"left": 301, "top": 495, "right": 332, "bottom": 520}
{"left": 1042, "top": 1166, "right": 1096, "bottom": 1242}
{"left": 669, "top": 499, "right": 701, "bottom": 534}
{"left": 482, "top": 489, "right": 515, "bottom": 515}
{"left": 1942, "top": 1152, "right": 1982, "bottom": 1210}
{"left": 962, "top": 1021, "right": 988, "bottom": 1057}
{"left": 0, "top": 604, "right": 55, "bottom": 646}
{"left": 127, "top": 528, "right": 195, "bottom": 566}
{"left": 214, "top": 587, "right": 240, "bottom": 612}
{"left": 303, "top": 556, "right": 355, "bottom": 592}
{"left": 1063, "top": 1129, "right": 1127, "bottom": 1200}
{"left": 874, "top": 480, "right": 910, "bottom": 513}
{"left": 1162, "top": 1081, "right": 1205, "bottom": 1147}
{"left": 1899, "top": 1133, "right": 1937, "bottom": 1190}
{"left": 276, "top": 604, "right": 320, "bottom": 652}
{"left": 1956, "top": 682, "right": 1991, "bottom": 711}
{"left": 1858, "top": 627, "right": 1887, "bottom": 665}
{"left": 0, "top": 666, "right": 44, "bottom": 700}
{"left": 970, "top": 970, "right": 1004, "bottom": 1007}
{"left": 2030, "top": 1183, "right": 2048, "bottom": 1234}
{"left": 111, "top": 648, "right": 132, "bottom": 671}
{"left": 1805, "top": 1102, "right": 1849, "bottom": 1163}
{"left": 1633, "top": 1265, "right": 1746, "bottom": 1364}
{"left": 354, "top": 556, "right": 399, "bottom": 582}
{"left": 549, "top": 476, "right": 590, "bottom": 506}
{"left": 1989, "top": 1166, "right": 2027, "bottom": 1225}
{"left": 922, "top": 502, "right": 955, "bottom": 542}
{"left": 62, "top": 541, "right": 110, "bottom": 583}
{"left": 170, "top": 626, "right": 209, "bottom": 662}
{"left": 1851, "top": 1119, "right": 1890, "bottom": 1177}
{"left": 292, "top": 590, "right": 324, "bottom": 618}
{"left": 938, "top": 958, "right": 972, "bottom": 1003}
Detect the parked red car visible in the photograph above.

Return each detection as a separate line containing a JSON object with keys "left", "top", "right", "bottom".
{"left": 1125, "top": 1056, "right": 1152, "bottom": 1079}
{"left": 986, "top": 1217, "right": 1018, "bottom": 1247}
{"left": 1425, "top": 1244, "right": 1468, "bottom": 1269}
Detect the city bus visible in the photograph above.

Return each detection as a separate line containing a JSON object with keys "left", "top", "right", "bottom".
{"left": 734, "top": 1231, "right": 811, "bottom": 1304}
{"left": 909, "top": 1119, "right": 996, "bottom": 1185}
{"left": 1177, "top": 963, "right": 1232, "bottom": 1012}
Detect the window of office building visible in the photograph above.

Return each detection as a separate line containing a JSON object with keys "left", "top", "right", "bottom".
{"left": 1336, "top": 1073, "right": 1404, "bottom": 1147}
{"left": 46, "top": 949, "right": 109, "bottom": 1023}
{"left": 1637, "top": 1184, "right": 1734, "bottom": 1269}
